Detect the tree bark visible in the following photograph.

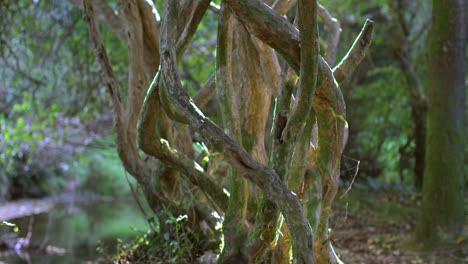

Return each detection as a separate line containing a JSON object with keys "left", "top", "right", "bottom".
{"left": 216, "top": 5, "right": 249, "bottom": 262}
{"left": 83, "top": 0, "right": 226, "bottom": 243}
{"left": 158, "top": 1, "right": 316, "bottom": 262}
{"left": 415, "top": 0, "right": 466, "bottom": 245}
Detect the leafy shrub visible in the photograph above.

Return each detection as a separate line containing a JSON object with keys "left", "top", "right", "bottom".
{"left": 0, "top": 92, "right": 104, "bottom": 199}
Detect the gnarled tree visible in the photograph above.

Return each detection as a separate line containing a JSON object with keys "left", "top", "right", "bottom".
{"left": 81, "top": 0, "right": 373, "bottom": 263}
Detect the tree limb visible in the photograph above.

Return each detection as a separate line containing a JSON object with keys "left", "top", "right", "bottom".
{"left": 138, "top": 78, "right": 228, "bottom": 211}
{"left": 225, "top": 0, "right": 301, "bottom": 72}
{"left": 70, "top": 0, "right": 126, "bottom": 41}
{"left": 318, "top": 3, "right": 341, "bottom": 66}
{"left": 177, "top": 0, "right": 212, "bottom": 60}
{"left": 82, "top": 0, "right": 123, "bottom": 120}
{"left": 136, "top": 0, "right": 160, "bottom": 78}
{"left": 177, "top": 0, "right": 199, "bottom": 37}
{"left": 272, "top": 0, "right": 297, "bottom": 15}
{"left": 248, "top": 63, "right": 297, "bottom": 261}
{"left": 281, "top": 0, "right": 319, "bottom": 147}
{"left": 158, "top": 1, "right": 315, "bottom": 262}
{"left": 83, "top": 0, "right": 224, "bottom": 240}
{"left": 224, "top": 0, "right": 373, "bottom": 84}
{"left": 216, "top": 6, "right": 249, "bottom": 260}
{"left": 333, "top": 19, "right": 374, "bottom": 85}
{"left": 83, "top": 0, "right": 163, "bottom": 207}
{"left": 193, "top": 72, "right": 216, "bottom": 109}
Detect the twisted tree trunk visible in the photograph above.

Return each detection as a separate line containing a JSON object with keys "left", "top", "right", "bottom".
{"left": 81, "top": 0, "right": 374, "bottom": 262}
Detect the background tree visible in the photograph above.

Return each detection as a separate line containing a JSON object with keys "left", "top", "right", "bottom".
{"left": 388, "top": 0, "right": 428, "bottom": 189}
{"left": 415, "top": 0, "right": 466, "bottom": 245}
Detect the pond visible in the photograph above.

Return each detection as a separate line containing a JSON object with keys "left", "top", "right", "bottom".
{"left": 0, "top": 195, "right": 149, "bottom": 264}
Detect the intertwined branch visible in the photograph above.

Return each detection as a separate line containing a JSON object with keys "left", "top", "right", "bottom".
{"left": 82, "top": 0, "right": 374, "bottom": 262}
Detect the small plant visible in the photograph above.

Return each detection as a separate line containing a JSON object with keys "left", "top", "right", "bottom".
{"left": 101, "top": 207, "right": 200, "bottom": 264}
{"left": 1, "top": 221, "right": 19, "bottom": 232}
{"left": 162, "top": 206, "right": 197, "bottom": 263}
{"left": 193, "top": 141, "right": 221, "bottom": 169}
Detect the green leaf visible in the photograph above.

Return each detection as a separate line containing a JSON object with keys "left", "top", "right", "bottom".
{"left": 193, "top": 142, "right": 204, "bottom": 153}
{"left": 328, "top": 107, "right": 349, "bottom": 127}
{"left": 2, "top": 221, "right": 16, "bottom": 227}
{"left": 188, "top": 88, "right": 196, "bottom": 97}
{"left": 13, "top": 104, "right": 22, "bottom": 112}
{"left": 24, "top": 134, "right": 32, "bottom": 142}
{"left": 176, "top": 214, "right": 188, "bottom": 222}
{"left": 22, "top": 102, "right": 28, "bottom": 111}
{"left": 202, "top": 156, "right": 209, "bottom": 166}
{"left": 49, "top": 113, "right": 56, "bottom": 126}
{"left": 16, "top": 117, "right": 25, "bottom": 132}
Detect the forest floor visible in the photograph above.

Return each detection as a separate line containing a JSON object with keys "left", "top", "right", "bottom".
{"left": 332, "top": 188, "right": 468, "bottom": 264}
{"left": 104, "top": 187, "right": 468, "bottom": 264}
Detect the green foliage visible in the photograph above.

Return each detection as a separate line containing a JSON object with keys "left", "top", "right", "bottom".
{"left": 0, "top": 0, "right": 127, "bottom": 119}
{"left": 164, "top": 212, "right": 196, "bottom": 262}
{"left": 344, "top": 65, "right": 413, "bottom": 183}
{"left": 73, "top": 138, "right": 135, "bottom": 196}
{"left": 1, "top": 93, "right": 57, "bottom": 172}
{"left": 0, "top": 92, "right": 69, "bottom": 199}
{"left": 326, "top": 0, "right": 433, "bottom": 188}
{"left": 193, "top": 141, "right": 221, "bottom": 168}
{"left": 322, "top": 0, "right": 390, "bottom": 16}
{"left": 340, "top": 189, "right": 417, "bottom": 224}
{"left": 103, "top": 207, "right": 201, "bottom": 264}
{"left": 0, "top": 0, "right": 129, "bottom": 199}
{"left": 180, "top": 5, "right": 217, "bottom": 92}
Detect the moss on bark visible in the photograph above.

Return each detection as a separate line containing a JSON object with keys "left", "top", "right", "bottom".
{"left": 415, "top": 0, "right": 466, "bottom": 245}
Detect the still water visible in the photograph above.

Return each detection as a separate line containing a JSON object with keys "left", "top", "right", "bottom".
{"left": 0, "top": 197, "right": 149, "bottom": 264}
